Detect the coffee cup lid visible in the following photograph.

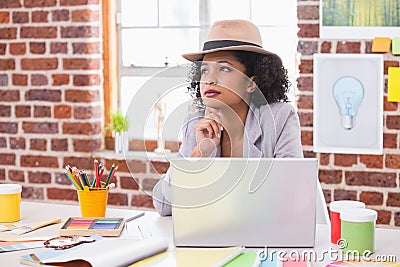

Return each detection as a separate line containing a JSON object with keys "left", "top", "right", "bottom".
{"left": 0, "top": 184, "right": 22, "bottom": 194}
{"left": 330, "top": 200, "right": 365, "bottom": 212}
{"left": 340, "top": 208, "right": 377, "bottom": 223}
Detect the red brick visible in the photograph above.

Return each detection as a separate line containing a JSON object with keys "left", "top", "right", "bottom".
{"left": 131, "top": 194, "right": 154, "bottom": 209}
{"left": 104, "top": 159, "right": 129, "bottom": 173}
{"left": 150, "top": 161, "right": 169, "bottom": 174}
{"left": 71, "top": 9, "right": 99, "bottom": 22}
{"left": 12, "top": 12, "right": 28, "bottom": 23}
{"left": 0, "top": 122, "right": 17, "bottom": 133}
{"left": 65, "top": 89, "right": 99, "bottom": 102}
{"left": 73, "top": 138, "right": 101, "bottom": 152}
{"left": 0, "top": 59, "right": 15, "bottom": 70}
{"left": 321, "top": 41, "right": 332, "bottom": 53}
{"left": 62, "top": 122, "right": 101, "bottom": 135}
{"left": 387, "top": 193, "right": 400, "bottom": 207}
{"left": 0, "top": 44, "right": 6, "bottom": 55}
{"left": 29, "top": 42, "right": 46, "bottom": 54}
{"left": 73, "top": 74, "right": 100, "bottom": 85}
{"left": 63, "top": 59, "right": 100, "bottom": 70}
{"left": 319, "top": 153, "right": 330, "bottom": 165}
{"left": 25, "top": 89, "right": 61, "bottom": 101}
{"left": 9, "top": 170, "right": 24, "bottom": 182}
{"left": 22, "top": 122, "right": 58, "bottom": 134}
{"left": 60, "top": 0, "right": 94, "bottom": 6}
{"left": 301, "top": 130, "right": 313, "bottom": 146}
{"left": 16, "top": 105, "right": 30, "bottom": 117}
{"left": 0, "top": 0, "right": 22, "bottom": 8}
{"left": 383, "top": 133, "right": 397, "bottom": 149}
{"left": 298, "top": 112, "right": 313, "bottom": 127}
{"left": 1, "top": 90, "right": 19, "bottom": 101}
{"left": 34, "top": 105, "right": 51, "bottom": 117}
{"left": 72, "top": 42, "right": 100, "bottom": 54}
{"left": 359, "top": 155, "right": 383, "bottom": 168}
{"left": 0, "top": 169, "right": 5, "bottom": 180}
{"left": 345, "top": 171, "right": 396, "bottom": 187}
{"left": 334, "top": 154, "right": 357, "bottom": 167}
{"left": 298, "top": 41, "right": 318, "bottom": 56}
{"left": 303, "top": 151, "right": 316, "bottom": 158}
{"left": 319, "top": 169, "right": 342, "bottom": 184}
{"left": 386, "top": 154, "right": 400, "bottom": 168}
{"left": 298, "top": 23, "right": 319, "bottom": 38}
{"left": 297, "top": 95, "right": 313, "bottom": 109}
{"left": 333, "top": 189, "right": 357, "bottom": 201}
{"left": 384, "top": 61, "right": 399, "bottom": 75}
{"left": 10, "top": 137, "right": 25, "bottom": 149}
{"left": 0, "top": 138, "right": 6, "bottom": 148}
{"left": 21, "top": 58, "right": 58, "bottom": 70}
{"left": 299, "top": 59, "right": 313, "bottom": 74}
{"left": 30, "top": 139, "right": 47, "bottom": 151}
{"left": 386, "top": 115, "right": 400, "bottom": 130}
{"left": 384, "top": 96, "right": 398, "bottom": 111}
{"left": 52, "top": 74, "right": 69, "bottom": 85}
{"left": 323, "top": 189, "right": 331, "bottom": 203}
{"left": 365, "top": 41, "right": 372, "bottom": 53}
{"left": 63, "top": 157, "right": 92, "bottom": 170}
{"left": 12, "top": 74, "right": 28, "bottom": 85}
{"left": 376, "top": 210, "right": 391, "bottom": 225}
{"left": 108, "top": 193, "right": 128, "bottom": 206}
{"left": 54, "top": 104, "right": 71, "bottom": 118}
{"left": 336, "top": 42, "right": 361, "bottom": 53}
{"left": 50, "top": 42, "right": 68, "bottom": 54}
{"left": 51, "top": 138, "right": 68, "bottom": 151}
{"left": 28, "top": 171, "right": 51, "bottom": 183}
{"left": 120, "top": 176, "right": 139, "bottom": 190}
{"left": 0, "top": 105, "right": 11, "bottom": 116}
{"left": 297, "top": 5, "right": 318, "bottom": 20}
{"left": 22, "top": 187, "right": 44, "bottom": 199}
{"left": 395, "top": 212, "right": 400, "bottom": 227}
{"left": 9, "top": 43, "right": 25, "bottom": 55}
{"left": 55, "top": 172, "right": 72, "bottom": 185}
{"left": 20, "top": 27, "right": 57, "bottom": 38}
{"left": 143, "top": 178, "right": 158, "bottom": 191}
{"left": 0, "top": 153, "right": 16, "bottom": 165}
{"left": 32, "top": 11, "right": 48, "bottom": 22}
{"left": 297, "top": 76, "right": 313, "bottom": 91}
{"left": 47, "top": 188, "right": 78, "bottom": 201}
{"left": 360, "top": 191, "right": 383, "bottom": 205}
{"left": 61, "top": 26, "right": 99, "bottom": 38}
{"left": 31, "top": 74, "right": 48, "bottom": 86}
{"left": 21, "top": 155, "right": 59, "bottom": 168}
{"left": 52, "top": 10, "right": 69, "bottom": 21}
{"left": 74, "top": 106, "right": 101, "bottom": 119}
{"left": 24, "top": 0, "right": 57, "bottom": 7}
{"left": 0, "top": 12, "right": 10, "bottom": 23}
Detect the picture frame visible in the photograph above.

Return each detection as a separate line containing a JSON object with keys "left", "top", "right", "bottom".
{"left": 313, "top": 54, "right": 383, "bottom": 154}
{"left": 320, "top": 0, "right": 400, "bottom": 39}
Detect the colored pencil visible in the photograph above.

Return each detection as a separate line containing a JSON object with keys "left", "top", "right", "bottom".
{"left": 104, "top": 164, "right": 115, "bottom": 187}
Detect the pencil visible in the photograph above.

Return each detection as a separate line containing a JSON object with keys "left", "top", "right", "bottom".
{"left": 104, "top": 164, "right": 115, "bottom": 187}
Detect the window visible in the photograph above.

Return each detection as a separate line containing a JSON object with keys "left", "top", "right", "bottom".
{"left": 117, "top": 0, "right": 299, "bottom": 141}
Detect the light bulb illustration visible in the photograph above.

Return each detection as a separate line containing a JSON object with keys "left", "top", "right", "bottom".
{"left": 332, "top": 76, "right": 364, "bottom": 130}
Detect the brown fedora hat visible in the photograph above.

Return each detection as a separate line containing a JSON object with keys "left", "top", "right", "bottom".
{"left": 182, "top": 20, "right": 276, "bottom": 62}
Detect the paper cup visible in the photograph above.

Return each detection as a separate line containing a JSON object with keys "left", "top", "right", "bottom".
{"left": 77, "top": 187, "right": 108, "bottom": 217}
{"left": 0, "top": 184, "right": 22, "bottom": 222}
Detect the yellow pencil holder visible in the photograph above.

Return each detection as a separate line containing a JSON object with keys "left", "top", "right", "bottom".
{"left": 0, "top": 184, "right": 22, "bottom": 222}
{"left": 77, "top": 186, "right": 109, "bottom": 217}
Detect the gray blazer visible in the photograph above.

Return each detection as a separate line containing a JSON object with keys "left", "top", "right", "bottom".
{"left": 152, "top": 102, "right": 303, "bottom": 216}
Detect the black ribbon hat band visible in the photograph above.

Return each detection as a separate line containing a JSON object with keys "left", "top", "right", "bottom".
{"left": 202, "top": 40, "right": 262, "bottom": 51}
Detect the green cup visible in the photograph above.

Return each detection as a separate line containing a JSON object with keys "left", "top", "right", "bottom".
{"left": 340, "top": 208, "right": 377, "bottom": 255}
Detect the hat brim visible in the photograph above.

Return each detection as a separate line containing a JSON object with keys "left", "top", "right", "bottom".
{"left": 182, "top": 45, "right": 276, "bottom": 62}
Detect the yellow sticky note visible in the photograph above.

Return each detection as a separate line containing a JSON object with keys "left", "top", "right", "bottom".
{"left": 392, "top": 37, "right": 400, "bottom": 55}
{"left": 371, "top": 37, "right": 391, "bottom": 53}
{"left": 388, "top": 67, "right": 400, "bottom": 102}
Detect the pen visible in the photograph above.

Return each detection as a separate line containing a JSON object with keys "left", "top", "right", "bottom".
{"left": 125, "top": 212, "right": 145, "bottom": 223}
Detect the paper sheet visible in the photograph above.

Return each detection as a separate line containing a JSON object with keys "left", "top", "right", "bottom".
{"left": 388, "top": 67, "right": 400, "bottom": 102}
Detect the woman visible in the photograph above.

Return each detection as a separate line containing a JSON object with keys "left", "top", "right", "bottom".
{"left": 152, "top": 20, "right": 303, "bottom": 216}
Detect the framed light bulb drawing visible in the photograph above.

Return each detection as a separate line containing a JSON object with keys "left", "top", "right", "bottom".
{"left": 313, "top": 54, "right": 383, "bottom": 154}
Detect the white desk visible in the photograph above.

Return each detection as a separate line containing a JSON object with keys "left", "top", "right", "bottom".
{"left": 1, "top": 202, "right": 399, "bottom": 267}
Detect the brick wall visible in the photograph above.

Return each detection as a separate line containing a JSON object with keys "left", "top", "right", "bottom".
{"left": 297, "top": 0, "right": 400, "bottom": 227}
{"left": 0, "top": 0, "right": 167, "bottom": 210}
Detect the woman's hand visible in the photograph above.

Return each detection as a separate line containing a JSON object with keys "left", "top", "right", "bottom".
{"left": 191, "top": 108, "right": 223, "bottom": 157}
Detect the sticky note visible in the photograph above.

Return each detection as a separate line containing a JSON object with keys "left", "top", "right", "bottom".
{"left": 371, "top": 37, "right": 391, "bottom": 53}
{"left": 388, "top": 67, "right": 400, "bottom": 102}
{"left": 392, "top": 37, "right": 400, "bottom": 55}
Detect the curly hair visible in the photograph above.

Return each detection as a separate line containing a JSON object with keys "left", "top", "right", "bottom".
{"left": 187, "top": 51, "right": 291, "bottom": 110}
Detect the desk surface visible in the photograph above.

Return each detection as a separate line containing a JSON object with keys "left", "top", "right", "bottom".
{"left": 1, "top": 202, "right": 399, "bottom": 267}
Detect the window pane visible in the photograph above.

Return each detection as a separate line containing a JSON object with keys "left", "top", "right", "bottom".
{"left": 121, "top": 0, "right": 158, "bottom": 27}
{"left": 208, "top": 0, "right": 250, "bottom": 22}
{"left": 159, "top": 0, "right": 200, "bottom": 26}
{"left": 122, "top": 28, "right": 199, "bottom": 67}
{"left": 252, "top": 0, "right": 297, "bottom": 26}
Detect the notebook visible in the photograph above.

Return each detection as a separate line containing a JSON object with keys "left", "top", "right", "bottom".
{"left": 170, "top": 158, "right": 318, "bottom": 247}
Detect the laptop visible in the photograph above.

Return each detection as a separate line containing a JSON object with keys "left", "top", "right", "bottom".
{"left": 170, "top": 157, "right": 318, "bottom": 247}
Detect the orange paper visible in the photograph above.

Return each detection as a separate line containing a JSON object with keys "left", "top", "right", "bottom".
{"left": 371, "top": 37, "right": 391, "bottom": 53}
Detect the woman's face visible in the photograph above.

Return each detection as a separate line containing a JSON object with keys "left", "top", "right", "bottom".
{"left": 199, "top": 51, "right": 252, "bottom": 110}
